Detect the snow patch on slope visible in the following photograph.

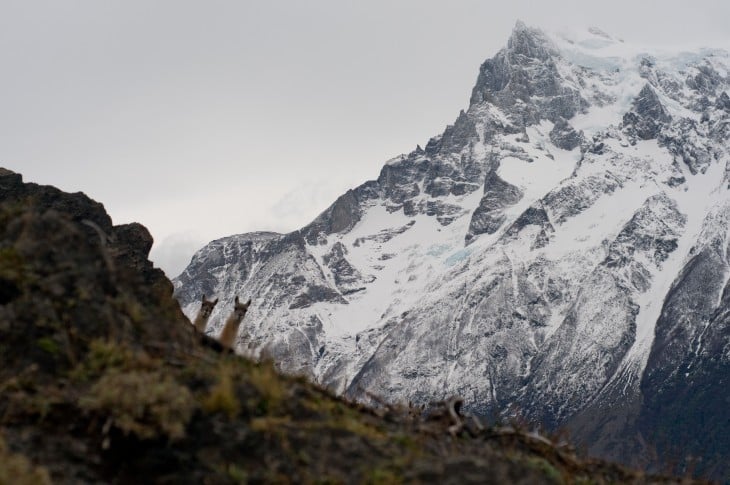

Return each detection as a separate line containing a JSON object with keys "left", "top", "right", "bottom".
{"left": 308, "top": 188, "right": 484, "bottom": 341}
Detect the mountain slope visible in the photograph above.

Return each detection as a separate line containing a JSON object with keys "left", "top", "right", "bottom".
{"left": 174, "top": 23, "right": 730, "bottom": 480}
{"left": 1, "top": 167, "right": 688, "bottom": 484}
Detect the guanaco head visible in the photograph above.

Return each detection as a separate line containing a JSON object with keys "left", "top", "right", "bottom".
{"left": 231, "top": 296, "right": 252, "bottom": 323}
{"left": 193, "top": 295, "right": 219, "bottom": 333}
{"left": 198, "top": 294, "right": 219, "bottom": 320}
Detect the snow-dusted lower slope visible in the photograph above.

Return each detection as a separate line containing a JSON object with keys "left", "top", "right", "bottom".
{"left": 174, "top": 22, "right": 730, "bottom": 480}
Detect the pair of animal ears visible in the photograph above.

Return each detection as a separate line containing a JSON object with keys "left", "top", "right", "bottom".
{"left": 202, "top": 294, "right": 251, "bottom": 307}
{"left": 235, "top": 296, "right": 252, "bottom": 307}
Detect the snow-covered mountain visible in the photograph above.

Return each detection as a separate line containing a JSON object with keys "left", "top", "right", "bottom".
{"left": 174, "top": 22, "right": 730, "bottom": 479}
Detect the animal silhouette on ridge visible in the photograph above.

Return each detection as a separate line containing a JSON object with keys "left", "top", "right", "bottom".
{"left": 192, "top": 295, "right": 218, "bottom": 333}
{"left": 219, "top": 296, "right": 252, "bottom": 349}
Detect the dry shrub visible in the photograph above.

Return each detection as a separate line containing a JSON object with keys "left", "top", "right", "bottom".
{"left": 0, "top": 435, "right": 51, "bottom": 485}
{"left": 80, "top": 370, "right": 195, "bottom": 441}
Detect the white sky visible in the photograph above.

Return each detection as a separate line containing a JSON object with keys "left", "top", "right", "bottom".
{"left": 2, "top": 0, "right": 729, "bottom": 276}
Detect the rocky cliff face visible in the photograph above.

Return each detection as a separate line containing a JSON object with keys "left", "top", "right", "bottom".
{"left": 174, "top": 23, "right": 730, "bottom": 480}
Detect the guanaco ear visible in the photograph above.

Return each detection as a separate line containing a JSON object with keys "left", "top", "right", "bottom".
{"left": 245, "top": 299, "right": 252, "bottom": 308}
{"left": 212, "top": 298, "right": 218, "bottom": 305}
{"left": 235, "top": 296, "right": 240, "bottom": 305}
{"left": 201, "top": 294, "right": 206, "bottom": 302}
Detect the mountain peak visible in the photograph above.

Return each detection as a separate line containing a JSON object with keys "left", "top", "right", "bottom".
{"left": 513, "top": 19, "right": 528, "bottom": 31}
{"left": 469, "top": 21, "right": 583, "bottom": 124}
{"left": 506, "top": 21, "right": 555, "bottom": 60}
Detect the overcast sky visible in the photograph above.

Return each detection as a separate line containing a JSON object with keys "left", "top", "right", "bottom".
{"left": 2, "top": 1, "right": 729, "bottom": 277}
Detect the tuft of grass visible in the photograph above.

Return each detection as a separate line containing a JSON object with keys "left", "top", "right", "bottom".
{"left": 36, "top": 337, "right": 60, "bottom": 355}
{"left": 363, "top": 467, "right": 403, "bottom": 485}
{"left": 0, "top": 246, "right": 25, "bottom": 282}
{"left": 250, "top": 415, "right": 292, "bottom": 433}
{"left": 393, "top": 433, "right": 417, "bottom": 450}
{"left": 247, "top": 362, "right": 286, "bottom": 414}
{"left": 112, "top": 294, "right": 146, "bottom": 324}
{"left": 69, "top": 339, "right": 156, "bottom": 382}
{"left": 226, "top": 464, "right": 248, "bottom": 484}
{"left": 0, "top": 435, "right": 51, "bottom": 485}
{"left": 572, "top": 477, "right": 597, "bottom": 485}
{"left": 202, "top": 362, "right": 240, "bottom": 419}
{"left": 79, "top": 370, "right": 195, "bottom": 441}
{"left": 333, "top": 416, "right": 385, "bottom": 441}
{"left": 525, "top": 456, "right": 564, "bottom": 484}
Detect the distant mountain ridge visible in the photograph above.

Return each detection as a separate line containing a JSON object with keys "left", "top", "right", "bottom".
{"left": 174, "top": 22, "right": 730, "bottom": 480}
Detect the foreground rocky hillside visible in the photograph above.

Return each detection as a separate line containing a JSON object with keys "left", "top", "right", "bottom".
{"left": 174, "top": 23, "right": 730, "bottom": 481}
{"left": 1, "top": 168, "right": 693, "bottom": 483}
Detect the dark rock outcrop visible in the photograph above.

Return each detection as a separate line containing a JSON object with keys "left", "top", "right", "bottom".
{"left": 639, "top": 242, "right": 730, "bottom": 480}
{"left": 302, "top": 183, "right": 380, "bottom": 244}
{"left": 686, "top": 63, "right": 722, "bottom": 95}
{"left": 427, "top": 110, "right": 478, "bottom": 155}
{"left": 622, "top": 84, "right": 671, "bottom": 140}
{"left": 466, "top": 171, "right": 523, "bottom": 242}
{"left": 716, "top": 91, "right": 730, "bottom": 111}
{"left": 549, "top": 118, "right": 583, "bottom": 151}
{"left": 660, "top": 117, "right": 715, "bottom": 175}
{"left": 323, "top": 242, "right": 368, "bottom": 293}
